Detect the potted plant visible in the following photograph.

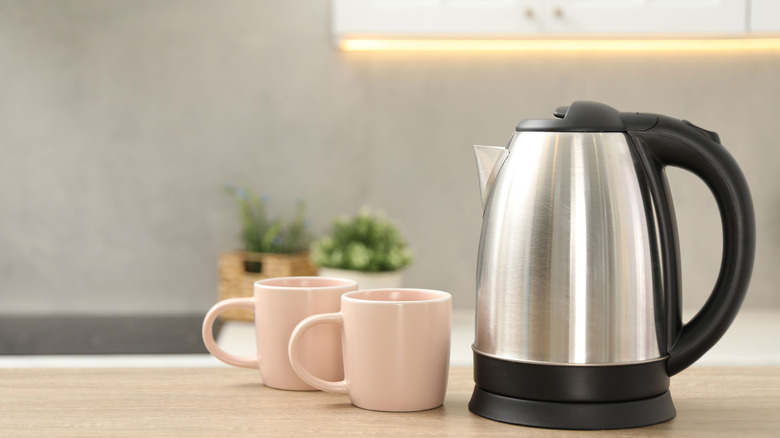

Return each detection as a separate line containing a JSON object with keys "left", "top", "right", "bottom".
{"left": 310, "top": 207, "right": 413, "bottom": 290}
{"left": 217, "top": 186, "right": 317, "bottom": 320}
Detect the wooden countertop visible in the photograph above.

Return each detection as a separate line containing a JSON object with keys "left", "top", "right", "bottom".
{"left": 1, "top": 367, "right": 778, "bottom": 437}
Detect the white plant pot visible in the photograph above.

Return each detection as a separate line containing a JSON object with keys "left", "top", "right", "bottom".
{"left": 317, "top": 267, "right": 404, "bottom": 291}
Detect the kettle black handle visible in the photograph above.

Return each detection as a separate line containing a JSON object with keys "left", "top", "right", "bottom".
{"left": 629, "top": 116, "right": 755, "bottom": 376}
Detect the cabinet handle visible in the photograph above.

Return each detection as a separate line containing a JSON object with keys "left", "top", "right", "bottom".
{"left": 525, "top": 8, "right": 535, "bottom": 19}
{"left": 553, "top": 7, "right": 564, "bottom": 18}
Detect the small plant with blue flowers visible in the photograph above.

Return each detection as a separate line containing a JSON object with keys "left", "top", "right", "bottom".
{"left": 224, "top": 185, "right": 311, "bottom": 272}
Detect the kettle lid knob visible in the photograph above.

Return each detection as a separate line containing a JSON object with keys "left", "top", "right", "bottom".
{"left": 552, "top": 105, "right": 569, "bottom": 118}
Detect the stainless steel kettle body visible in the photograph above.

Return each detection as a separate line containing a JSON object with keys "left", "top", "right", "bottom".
{"left": 476, "top": 131, "right": 661, "bottom": 365}
{"left": 469, "top": 102, "right": 755, "bottom": 430}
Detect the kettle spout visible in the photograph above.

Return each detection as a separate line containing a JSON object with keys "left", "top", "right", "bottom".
{"left": 474, "top": 145, "right": 509, "bottom": 210}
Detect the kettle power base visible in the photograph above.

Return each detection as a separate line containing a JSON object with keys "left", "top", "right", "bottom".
{"left": 469, "top": 386, "right": 676, "bottom": 430}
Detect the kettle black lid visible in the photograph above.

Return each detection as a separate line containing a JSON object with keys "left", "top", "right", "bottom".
{"left": 516, "top": 101, "right": 657, "bottom": 132}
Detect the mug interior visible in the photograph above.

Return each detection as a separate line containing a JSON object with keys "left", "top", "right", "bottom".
{"left": 257, "top": 276, "right": 356, "bottom": 289}
{"left": 346, "top": 289, "right": 450, "bottom": 303}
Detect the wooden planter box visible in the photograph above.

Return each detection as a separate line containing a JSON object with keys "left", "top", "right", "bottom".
{"left": 216, "top": 251, "right": 317, "bottom": 321}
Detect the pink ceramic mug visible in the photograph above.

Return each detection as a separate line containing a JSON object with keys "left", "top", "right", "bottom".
{"left": 289, "top": 288, "right": 452, "bottom": 411}
{"left": 202, "top": 276, "right": 357, "bottom": 390}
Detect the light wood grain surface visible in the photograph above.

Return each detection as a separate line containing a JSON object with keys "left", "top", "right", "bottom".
{"left": 1, "top": 367, "right": 778, "bottom": 437}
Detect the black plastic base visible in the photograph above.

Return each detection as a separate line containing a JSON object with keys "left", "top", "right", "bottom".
{"left": 473, "top": 350, "right": 670, "bottom": 402}
{"left": 469, "top": 386, "right": 676, "bottom": 430}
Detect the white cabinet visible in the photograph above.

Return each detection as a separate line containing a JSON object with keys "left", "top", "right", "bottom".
{"left": 333, "top": 0, "right": 771, "bottom": 39}
{"left": 541, "top": 0, "right": 745, "bottom": 35}
{"left": 333, "top": 0, "right": 541, "bottom": 37}
{"left": 750, "top": 0, "right": 780, "bottom": 33}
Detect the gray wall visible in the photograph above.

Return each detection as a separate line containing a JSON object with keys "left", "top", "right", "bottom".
{"left": 1, "top": 0, "right": 778, "bottom": 314}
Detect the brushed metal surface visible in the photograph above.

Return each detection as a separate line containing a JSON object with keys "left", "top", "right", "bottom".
{"left": 475, "top": 132, "right": 662, "bottom": 364}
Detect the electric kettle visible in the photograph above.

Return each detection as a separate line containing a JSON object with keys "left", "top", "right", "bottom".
{"left": 469, "top": 101, "right": 755, "bottom": 429}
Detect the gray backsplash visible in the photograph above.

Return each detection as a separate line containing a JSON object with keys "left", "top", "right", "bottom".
{"left": 1, "top": 0, "right": 777, "bottom": 314}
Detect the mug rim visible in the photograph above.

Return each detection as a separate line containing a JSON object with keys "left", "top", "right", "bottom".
{"left": 255, "top": 276, "right": 358, "bottom": 291}
{"left": 343, "top": 288, "right": 452, "bottom": 304}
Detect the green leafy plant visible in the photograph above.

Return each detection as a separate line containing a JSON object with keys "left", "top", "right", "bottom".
{"left": 310, "top": 208, "right": 412, "bottom": 272}
{"left": 225, "top": 186, "right": 311, "bottom": 271}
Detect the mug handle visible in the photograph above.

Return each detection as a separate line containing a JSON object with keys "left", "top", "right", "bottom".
{"left": 288, "top": 313, "right": 348, "bottom": 395}
{"left": 202, "top": 298, "right": 259, "bottom": 368}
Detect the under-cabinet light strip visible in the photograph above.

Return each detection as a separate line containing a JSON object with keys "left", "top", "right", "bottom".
{"left": 340, "top": 38, "right": 780, "bottom": 52}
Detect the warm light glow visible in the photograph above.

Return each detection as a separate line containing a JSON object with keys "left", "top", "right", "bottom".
{"left": 339, "top": 38, "right": 780, "bottom": 52}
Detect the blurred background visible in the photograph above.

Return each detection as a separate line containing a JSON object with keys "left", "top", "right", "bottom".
{"left": 1, "top": 1, "right": 778, "bottom": 357}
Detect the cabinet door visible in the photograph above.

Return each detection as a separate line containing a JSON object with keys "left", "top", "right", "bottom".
{"left": 541, "top": 0, "right": 746, "bottom": 35}
{"left": 333, "top": 0, "right": 542, "bottom": 37}
{"left": 750, "top": 0, "right": 780, "bottom": 33}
